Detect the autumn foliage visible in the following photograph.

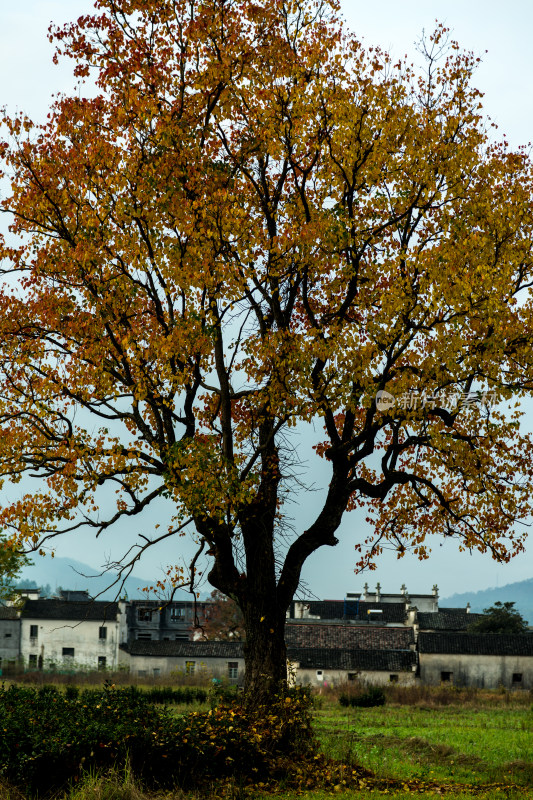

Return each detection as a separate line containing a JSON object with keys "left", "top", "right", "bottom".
{"left": 1, "top": 0, "right": 533, "bottom": 698}
{"left": 199, "top": 589, "right": 245, "bottom": 640}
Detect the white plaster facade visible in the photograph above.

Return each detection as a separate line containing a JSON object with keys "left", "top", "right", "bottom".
{"left": 292, "top": 666, "right": 417, "bottom": 688}
{"left": 419, "top": 652, "right": 533, "bottom": 690}
{"left": 20, "top": 609, "right": 121, "bottom": 671}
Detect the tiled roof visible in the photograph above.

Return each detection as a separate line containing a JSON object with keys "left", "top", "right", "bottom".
{"left": 285, "top": 622, "right": 414, "bottom": 650}
{"left": 21, "top": 599, "right": 120, "bottom": 622}
{"left": 417, "top": 611, "right": 485, "bottom": 631}
{"left": 124, "top": 640, "right": 244, "bottom": 658}
{"left": 288, "top": 647, "right": 417, "bottom": 671}
{"left": 303, "top": 600, "right": 406, "bottom": 623}
{"left": 0, "top": 606, "right": 19, "bottom": 620}
{"left": 418, "top": 632, "right": 533, "bottom": 656}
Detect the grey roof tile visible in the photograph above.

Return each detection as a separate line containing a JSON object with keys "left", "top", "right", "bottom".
{"left": 418, "top": 611, "right": 485, "bottom": 631}
{"left": 285, "top": 622, "right": 414, "bottom": 649}
{"left": 288, "top": 647, "right": 417, "bottom": 671}
{"left": 124, "top": 640, "right": 244, "bottom": 658}
{"left": 303, "top": 600, "right": 406, "bottom": 623}
{"left": 418, "top": 632, "right": 533, "bottom": 655}
{"left": 21, "top": 599, "right": 119, "bottom": 622}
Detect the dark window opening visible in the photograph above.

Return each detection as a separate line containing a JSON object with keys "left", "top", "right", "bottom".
{"left": 512, "top": 673, "right": 523, "bottom": 684}
{"left": 98, "top": 656, "right": 107, "bottom": 670}
{"left": 62, "top": 647, "right": 75, "bottom": 658}
{"left": 137, "top": 632, "right": 152, "bottom": 640}
{"left": 28, "top": 654, "right": 38, "bottom": 668}
{"left": 99, "top": 627, "right": 107, "bottom": 640}
{"left": 30, "top": 625, "right": 38, "bottom": 639}
{"left": 137, "top": 609, "right": 153, "bottom": 622}
{"left": 440, "top": 671, "right": 453, "bottom": 683}
{"left": 389, "top": 674, "right": 399, "bottom": 683}
{"left": 347, "top": 672, "right": 357, "bottom": 682}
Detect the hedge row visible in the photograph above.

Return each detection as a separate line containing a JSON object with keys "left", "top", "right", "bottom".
{"left": 64, "top": 683, "right": 209, "bottom": 705}
{"left": 339, "top": 687, "right": 386, "bottom": 707}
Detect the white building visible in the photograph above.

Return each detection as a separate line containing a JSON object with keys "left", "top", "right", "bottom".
{"left": 20, "top": 599, "right": 124, "bottom": 671}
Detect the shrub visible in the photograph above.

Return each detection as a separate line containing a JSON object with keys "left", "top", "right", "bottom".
{"left": 339, "top": 686, "right": 386, "bottom": 708}
{"left": 0, "top": 682, "right": 314, "bottom": 796}
{"left": 146, "top": 686, "right": 199, "bottom": 705}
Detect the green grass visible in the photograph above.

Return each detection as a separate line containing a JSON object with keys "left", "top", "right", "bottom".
{"left": 311, "top": 695, "right": 533, "bottom": 798}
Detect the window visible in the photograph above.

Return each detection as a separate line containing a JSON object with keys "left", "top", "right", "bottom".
{"left": 99, "top": 627, "right": 107, "bottom": 640}
{"left": 512, "top": 673, "right": 523, "bottom": 684}
{"left": 170, "top": 607, "right": 183, "bottom": 621}
{"left": 440, "top": 671, "right": 453, "bottom": 683}
{"left": 228, "top": 662, "right": 238, "bottom": 680}
{"left": 30, "top": 625, "right": 38, "bottom": 639}
{"left": 98, "top": 656, "right": 107, "bottom": 670}
{"left": 175, "top": 634, "right": 188, "bottom": 641}
{"left": 28, "top": 654, "right": 38, "bottom": 669}
{"left": 347, "top": 673, "right": 357, "bottom": 682}
{"left": 185, "top": 661, "right": 195, "bottom": 675}
{"left": 138, "top": 670, "right": 147, "bottom": 677}
{"left": 62, "top": 647, "right": 75, "bottom": 658}
{"left": 4, "top": 633, "right": 11, "bottom": 638}
{"left": 316, "top": 670, "right": 323, "bottom": 681}
{"left": 389, "top": 674, "right": 399, "bottom": 683}
{"left": 137, "top": 632, "right": 152, "bottom": 640}
{"left": 153, "top": 668, "right": 160, "bottom": 677}
{"left": 138, "top": 608, "right": 153, "bottom": 622}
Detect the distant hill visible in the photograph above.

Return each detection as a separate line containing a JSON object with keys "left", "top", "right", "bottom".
{"left": 442, "top": 578, "right": 533, "bottom": 625}
{"left": 17, "top": 555, "right": 196, "bottom": 601}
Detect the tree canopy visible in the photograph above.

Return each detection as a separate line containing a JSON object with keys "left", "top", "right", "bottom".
{"left": 199, "top": 589, "right": 245, "bottom": 641}
{"left": 467, "top": 601, "right": 529, "bottom": 634}
{"left": 1, "top": 0, "right": 533, "bottom": 698}
{"left": 0, "top": 535, "right": 31, "bottom": 603}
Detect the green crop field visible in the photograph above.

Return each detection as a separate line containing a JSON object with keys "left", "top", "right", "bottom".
{"left": 316, "top": 700, "right": 533, "bottom": 786}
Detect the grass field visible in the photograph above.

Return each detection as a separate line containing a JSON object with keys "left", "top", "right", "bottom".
{"left": 3, "top": 684, "right": 532, "bottom": 799}
{"left": 316, "top": 701, "right": 533, "bottom": 785}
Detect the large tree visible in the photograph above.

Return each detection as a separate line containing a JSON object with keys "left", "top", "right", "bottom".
{"left": 467, "top": 601, "right": 529, "bottom": 634}
{"left": 1, "top": 0, "right": 533, "bottom": 701}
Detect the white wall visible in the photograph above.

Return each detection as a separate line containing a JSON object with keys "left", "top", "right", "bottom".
{"left": 419, "top": 653, "right": 533, "bottom": 689}
{"left": 20, "top": 618, "right": 120, "bottom": 671}
{"left": 293, "top": 667, "right": 417, "bottom": 688}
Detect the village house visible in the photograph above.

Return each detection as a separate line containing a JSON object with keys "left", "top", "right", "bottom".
{"left": 126, "top": 598, "right": 212, "bottom": 642}
{"left": 418, "top": 631, "right": 533, "bottom": 689}
{"left": 0, "top": 606, "right": 21, "bottom": 674}
{"left": 20, "top": 596, "right": 123, "bottom": 671}
{"left": 288, "top": 647, "right": 417, "bottom": 687}
{"left": 119, "top": 639, "right": 245, "bottom": 682}
{"left": 3, "top": 583, "right": 531, "bottom": 690}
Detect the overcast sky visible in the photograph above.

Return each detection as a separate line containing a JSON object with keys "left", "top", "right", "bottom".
{"left": 1, "top": 1, "right": 532, "bottom": 600}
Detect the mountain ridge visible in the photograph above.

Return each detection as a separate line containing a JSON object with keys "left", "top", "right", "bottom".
{"left": 441, "top": 577, "right": 533, "bottom": 624}
{"left": 18, "top": 555, "right": 196, "bottom": 601}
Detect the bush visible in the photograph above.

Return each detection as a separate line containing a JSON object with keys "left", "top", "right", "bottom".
{"left": 0, "top": 682, "right": 314, "bottom": 796}
{"left": 146, "top": 685, "right": 207, "bottom": 705}
{"left": 339, "top": 687, "right": 386, "bottom": 708}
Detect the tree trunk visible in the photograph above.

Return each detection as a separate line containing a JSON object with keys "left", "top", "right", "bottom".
{"left": 242, "top": 601, "right": 287, "bottom": 705}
